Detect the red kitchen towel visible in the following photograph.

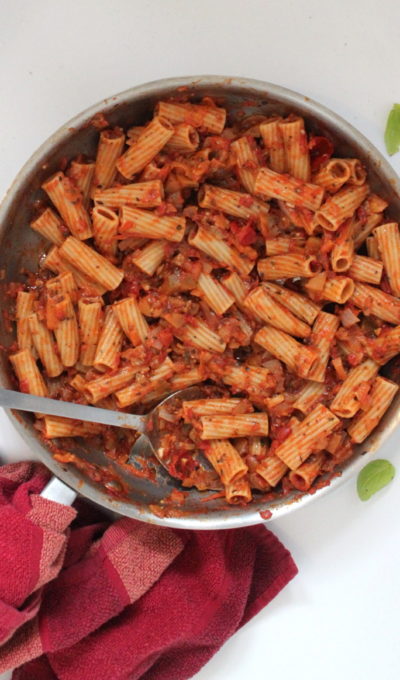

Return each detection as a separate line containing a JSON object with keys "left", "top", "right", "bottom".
{"left": 0, "top": 462, "right": 297, "bottom": 680}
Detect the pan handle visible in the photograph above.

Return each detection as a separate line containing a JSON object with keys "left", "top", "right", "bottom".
{"left": 41, "top": 476, "right": 77, "bottom": 506}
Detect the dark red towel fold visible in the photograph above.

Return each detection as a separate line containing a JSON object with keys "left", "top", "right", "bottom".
{"left": 0, "top": 462, "right": 297, "bottom": 680}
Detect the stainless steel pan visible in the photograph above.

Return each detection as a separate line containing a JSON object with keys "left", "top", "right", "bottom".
{"left": 1, "top": 76, "right": 400, "bottom": 529}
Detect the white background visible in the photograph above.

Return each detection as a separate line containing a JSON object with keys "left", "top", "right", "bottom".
{"left": 1, "top": 1, "right": 400, "bottom": 678}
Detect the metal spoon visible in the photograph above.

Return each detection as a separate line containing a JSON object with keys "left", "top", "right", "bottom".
{"left": 0, "top": 386, "right": 204, "bottom": 472}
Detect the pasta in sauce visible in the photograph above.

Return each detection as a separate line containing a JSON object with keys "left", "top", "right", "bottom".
{"left": 5, "top": 98, "right": 400, "bottom": 506}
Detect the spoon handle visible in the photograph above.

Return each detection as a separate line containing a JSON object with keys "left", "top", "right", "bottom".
{"left": 0, "top": 388, "right": 147, "bottom": 432}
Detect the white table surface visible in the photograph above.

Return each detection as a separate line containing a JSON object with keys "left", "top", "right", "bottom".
{"left": 1, "top": 1, "right": 400, "bottom": 678}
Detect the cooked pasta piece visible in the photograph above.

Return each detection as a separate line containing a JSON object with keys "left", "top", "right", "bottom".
{"left": 353, "top": 213, "right": 383, "bottom": 249}
{"left": 255, "top": 167, "right": 324, "bottom": 211}
{"left": 315, "top": 184, "right": 369, "bottom": 231}
{"left": 182, "top": 398, "right": 253, "bottom": 420}
{"left": 196, "top": 272, "right": 235, "bottom": 315}
{"left": 67, "top": 159, "right": 95, "bottom": 207}
{"left": 164, "top": 124, "right": 200, "bottom": 154}
{"left": 222, "top": 364, "right": 276, "bottom": 395}
{"left": 116, "top": 116, "right": 174, "bottom": 179}
{"left": 30, "top": 208, "right": 65, "bottom": 245}
{"left": 274, "top": 404, "right": 339, "bottom": 469}
{"left": 307, "top": 311, "right": 339, "bottom": 382}
{"left": 69, "top": 374, "right": 87, "bottom": 395}
{"left": 119, "top": 206, "right": 185, "bottom": 242}
{"left": 43, "top": 416, "right": 103, "bottom": 438}
{"left": 48, "top": 293, "right": 79, "bottom": 367}
{"left": 265, "top": 236, "right": 306, "bottom": 256}
{"left": 78, "top": 298, "right": 103, "bottom": 366}
{"left": 166, "top": 315, "right": 226, "bottom": 353}
{"left": 10, "top": 349, "right": 48, "bottom": 397}
{"left": 91, "top": 128, "right": 125, "bottom": 194}
{"left": 255, "top": 455, "right": 288, "bottom": 487}
{"left": 374, "top": 223, "right": 400, "bottom": 296}
{"left": 347, "top": 376, "right": 399, "bottom": 443}
{"left": 131, "top": 240, "right": 168, "bottom": 276}
{"left": 198, "top": 184, "right": 268, "bottom": 219}
{"left": 330, "top": 359, "right": 379, "bottom": 418}
{"left": 222, "top": 272, "right": 248, "bottom": 305}
{"left": 244, "top": 286, "right": 311, "bottom": 338}
{"left": 118, "top": 236, "right": 147, "bottom": 252}
{"left": 42, "top": 172, "right": 92, "bottom": 240}
{"left": 259, "top": 117, "right": 286, "bottom": 173}
{"left": 322, "top": 276, "right": 355, "bottom": 304}
{"left": 312, "top": 159, "right": 351, "bottom": 193}
{"left": 348, "top": 255, "right": 383, "bottom": 284}
{"left": 366, "top": 235, "right": 380, "bottom": 260}
{"left": 254, "top": 325, "right": 317, "bottom": 378}
{"left": 168, "top": 367, "right": 204, "bottom": 391}
{"left": 156, "top": 101, "right": 226, "bottom": 134}
{"left": 93, "top": 307, "right": 124, "bottom": 372}
{"left": 203, "top": 440, "right": 248, "bottom": 485}
{"left": 366, "top": 326, "right": 400, "bottom": 364}
{"left": 231, "top": 136, "right": 260, "bottom": 193}
{"left": 278, "top": 201, "right": 316, "bottom": 234}
{"left": 188, "top": 226, "right": 254, "bottom": 276}
{"left": 59, "top": 237, "right": 124, "bottom": 290}
{"left": 364, "top": 193, "right": 389, "bottom": 214}
{"left": 293, "top": 381, "right": 325, "bottom": 414}
{"left": 331, "top": 219, "right": 354, "bottom": 272}
{"left": 258, "top": 253, "right": 319, "bottom": 279}
{"left": 224, "top": 477, "right": 252, "bottom": 504}
{"left": 113, "top": 297, "right": 149, "bottom": 346}
{"left": 350, "top": 282, "right": 400, "bottom": 324}
{"left": 28, "top": 313, "right": 63, "bottom": 377}
{"left": 43, "top": 246, "right": 106, "bottom": 296}
{"left": 279, "top": 116, "right": 310, "bottom": 181}
{"left": 92, "top": 206, "right": 119, "bottom": 259}
{"left": 16, "top": 291, "right": 35, "bottom": 352}
{"left": 200, "top": 413, "right": 269, "bottom": 439}
{"left": 289, "top": 452, "right": 326, "bottom": 491}
{"left": 261, "top": 282, "right": 320, "bottom": 324}
{"left": 46, "top": 271, "right": 77, "bottom": 299}
{"left": 342, "top": 159, "right": 367, "bottom": 186}
{"left": 115, "top": 357, "right": 175, "bottom": 408}
{"left": 83, "top": 364, "right": 142, "bottom": 403}
{"left": 93, "top": 180, "right": 164, "bottom": 209}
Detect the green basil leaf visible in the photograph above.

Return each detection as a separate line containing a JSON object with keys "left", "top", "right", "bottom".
{"left": 357, "top": 459, "right": 395, "bottom": 501}
{"left": 384, "top": 104, "right": 400, "bottom": 156}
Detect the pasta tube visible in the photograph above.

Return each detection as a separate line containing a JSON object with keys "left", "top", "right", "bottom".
{"left": 255, "top": 167, "right": 324, "bottom": 211}
{"left": 189, "top": 226, "right": 254, "bottom": 276}
{"left": 42, "top": 172, "right": 92, "bottom": 240}
{"left": 156, "top": 101, "right": 226, "bottom": 134}
{"left": 203, "top": 440, "right": 248, "bottom": 485}
{"left": 347, "top": 376, "right": 398, "bottom": 443}
{"left": 244, "top": 286, "right": 311, "bottom": 338}
{"left": 274, "top": 404, "right": 339, "bottom": 469}
{"left": 78, "top": 298, "right": 103, "bottom": 366}
{"left": 10, "top": 349, "right": 48, "bottom": 397}
{"left": 116, "top": 116, "right": 174, "bottom": 179}
{"left": 59, "top": 237, "right": 124, "bottom": 290}
{"left": 330, "top": 359, "right": 379, "bottom": 418}
{"left": 374, "top": 223, "right": 400, "bottom": 296}
{"left": 30, "top": 208, "right": 65, "bottom": 245}
{"left": 119, "top": 206, "right": 185, "bottom": 242}
{"left": 254, "top": 325, "right": 318, "bottom": 378}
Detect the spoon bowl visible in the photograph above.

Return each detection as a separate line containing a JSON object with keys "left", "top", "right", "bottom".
{"left": 0, "top": 386, "right": 205, "bottom": 476}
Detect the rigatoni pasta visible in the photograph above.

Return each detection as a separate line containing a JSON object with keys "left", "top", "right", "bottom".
{"left": 6, "top": 96, "right": 400, "bottom": 509}
{"left": 42, "top": 172, "right": 92, "bottom": 240}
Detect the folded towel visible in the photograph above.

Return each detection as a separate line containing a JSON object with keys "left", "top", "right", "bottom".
{"left": 0, "top": 462, "right": 297, "bottom": 680}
